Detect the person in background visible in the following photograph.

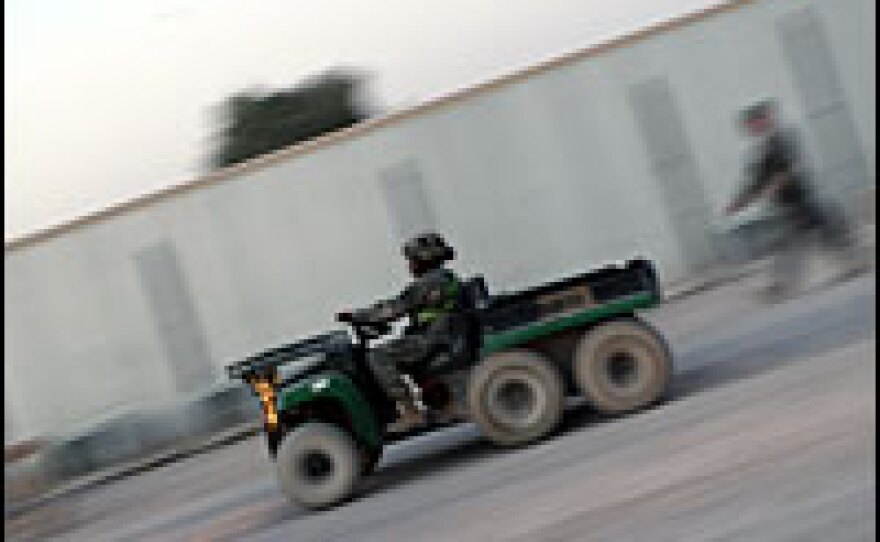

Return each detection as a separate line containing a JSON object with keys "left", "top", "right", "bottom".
{"left": 725, "top": 99, "right": 866, "bottom": 301}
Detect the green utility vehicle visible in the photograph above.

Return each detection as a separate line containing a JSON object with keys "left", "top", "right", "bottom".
{"left": 227, "top": 258, "right": 671, "bottom": 508}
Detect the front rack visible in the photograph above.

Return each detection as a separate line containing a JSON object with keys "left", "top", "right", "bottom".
{"left": 226, "top": 329, "right": 350, "bottom": 381}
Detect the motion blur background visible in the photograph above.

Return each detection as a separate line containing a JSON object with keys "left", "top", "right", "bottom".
{"left": 4, "top": 0, "right": 875, "bottom": 512}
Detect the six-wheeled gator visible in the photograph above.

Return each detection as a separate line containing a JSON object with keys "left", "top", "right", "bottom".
{"left": 227, "top": 258, "right": 671, "bottom": 508}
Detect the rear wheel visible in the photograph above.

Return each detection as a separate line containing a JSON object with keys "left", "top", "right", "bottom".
{"left": 573, "top": 318, "right": 671, "bottom": 414}
{"left": 467, "top": 350, "right": 565, "bottom": 446}
{"left": 276, "top": 422, "right": 361, "bottom": 509}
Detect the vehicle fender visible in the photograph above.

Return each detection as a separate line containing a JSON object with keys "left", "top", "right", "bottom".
{"left": 276, "top": 371, "right": 381, "bottom": 448}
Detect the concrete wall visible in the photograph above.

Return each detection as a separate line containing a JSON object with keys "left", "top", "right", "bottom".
{"left": 5, "top": 0, "right": 875, "bottom": 442}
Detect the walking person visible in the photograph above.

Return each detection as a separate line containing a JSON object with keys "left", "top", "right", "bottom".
{"left": 725, "top": 100, "right": 866, "bottom": 301}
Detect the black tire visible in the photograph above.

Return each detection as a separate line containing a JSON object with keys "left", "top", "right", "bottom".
{"left": 467, "top": 350, "right": 565, "bottom": 446}
{"left": 573, "top": 318, "right": 672, "bottom": 414}
{"left": 275, "top": 422, "right": 362, "bottom": 509}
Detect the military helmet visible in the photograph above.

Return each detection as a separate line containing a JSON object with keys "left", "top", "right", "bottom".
{"left": 402, "top": 232, "right": 455, "bottom": 268}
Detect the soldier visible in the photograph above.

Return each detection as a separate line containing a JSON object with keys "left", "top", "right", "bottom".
{"left": 725, "top": 99, "right": 864, "bottom": 301}
{"left": 337, "top": 233, "right": 463, "bottom": 425}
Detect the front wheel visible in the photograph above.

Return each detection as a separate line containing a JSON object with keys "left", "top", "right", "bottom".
{"left": 467, "top": 349, "right": 565, "bottom": 446}
{"left": 276, "top": 422, "right": 362, "bottom": 509}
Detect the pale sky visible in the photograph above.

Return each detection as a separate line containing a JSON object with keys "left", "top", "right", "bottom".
{"left": 5, "top": 0, "right": 723, "bottom": 241}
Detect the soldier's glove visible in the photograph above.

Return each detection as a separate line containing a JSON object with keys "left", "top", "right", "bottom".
{"left": 335, "top": 310, "right": 355, "bottom": 323}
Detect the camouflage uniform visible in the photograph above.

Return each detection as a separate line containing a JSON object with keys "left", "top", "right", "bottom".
{"left": 351, "top": 266, "right": 462, "bottom": 402}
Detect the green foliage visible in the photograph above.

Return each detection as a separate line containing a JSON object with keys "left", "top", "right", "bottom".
{"left": 209, "top": 70, "right": 370, "bottom": 169}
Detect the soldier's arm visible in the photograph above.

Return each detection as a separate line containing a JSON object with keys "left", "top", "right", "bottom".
{"left": 727, "top": 167, "right": 765, "bottom": 214}
{"left": 351, "top": 287, "right": 414, "bottom": 325}
{"left": 758, "top": 172, "right": 790, "bottom": 197}
{"left": 727, "top": 137, "right": 792, "bottom": 214}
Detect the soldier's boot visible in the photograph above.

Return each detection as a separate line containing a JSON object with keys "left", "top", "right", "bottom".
{"left": 387, "top": 376, "right": 427, "bottom": 433}
{"left": 397, "top": 400, "right": 426, "bottom": 427}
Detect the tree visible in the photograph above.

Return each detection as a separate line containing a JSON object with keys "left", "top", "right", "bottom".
{"left": 208, "top": 69, "right": 373, "bottom": 169}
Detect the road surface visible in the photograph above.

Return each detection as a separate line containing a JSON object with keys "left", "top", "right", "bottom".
{"left": 6, "top": 271, "right": 875, "bottom": 541}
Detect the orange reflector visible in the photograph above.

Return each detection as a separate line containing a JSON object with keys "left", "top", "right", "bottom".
{"left": 253, "top": 379, "right": 279, "bottom": 429}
